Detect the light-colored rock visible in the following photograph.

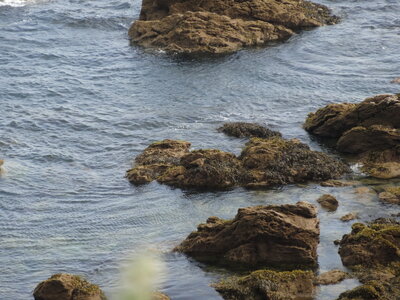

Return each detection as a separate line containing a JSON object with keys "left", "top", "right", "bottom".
{"left": 317, "top": 194, "right": 338, "bottom": 211}
{"left": 316, "top": 270, "right": 348, "bottom": 285}
{"left": 340, "top": 213, "right": 358, "bottom": 222}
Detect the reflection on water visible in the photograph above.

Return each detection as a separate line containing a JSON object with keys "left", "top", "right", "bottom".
{"left": 1, "top": 0, "right": 400, "bottom": 299}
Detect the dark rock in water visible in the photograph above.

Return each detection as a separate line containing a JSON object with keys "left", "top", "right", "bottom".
{"left": 240, "top": 138, "right": 350, "bottom": 189}
{"left": 126, "top": 137, "right": 350, "bottom": 190}
{"left": 175, "top": 201, "right": 320, "bottom": 269}
{"left": 213, "top": 269, "right": 315, "bottom": 300}
{"left": 33, "top": 273, "right": 105, "bottom": 300}
{"left": 304, "top": 94, "right": 400, "bottom": 179}
{"left": 338, "top": 220, "right": 400, "bottom": 268}
{"left": 218, "top": 122, "right": 281, "bottom": 139}
{"left": 316, "top": 270, "right": 348, "bottom": 285}
{"left": 317, "top": 194, "right": 338, "bottom": 211}
{"left": 128, "top": 0, "right": 338, "bottom": 54}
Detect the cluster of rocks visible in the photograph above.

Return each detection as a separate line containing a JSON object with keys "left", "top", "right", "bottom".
{"left": 128, "top": 0, "right": 338, "bottom": 54}
{"left": 305, "top": 94, "right": 400, "bottom": 179}
{"left": 126, "top": 124, "right": 349, "bottom": 190}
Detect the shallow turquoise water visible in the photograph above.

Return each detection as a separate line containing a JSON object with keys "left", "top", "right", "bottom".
{"left": 0, "top": 0, "right": 400, "bottom": 298}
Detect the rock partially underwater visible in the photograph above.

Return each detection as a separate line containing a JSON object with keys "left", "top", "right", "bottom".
{"left": 175, "top": 201, "right": 320, "bottom": 269}
{"left": 126, "top": 137, "right": 349, "bottom": 190}
{"left": 218, "top": 122, "right": 281, "bottom": 139}
{"left": 128, "top": 0, "right": 338, "bottom": 54}
{"left": 33, "top": 273, "right": 106, "bottom": 300}
{"left": 305, "top": 94, "right": 400, "bottom": 179}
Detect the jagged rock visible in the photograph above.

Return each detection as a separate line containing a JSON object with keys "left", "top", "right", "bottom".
{"left": 320, "top": 180, "right": 359, "bottom": 187}
{"left": 175, "top": 201, "right": 319, "bottom": 269}
{"left": 240, "top": 137, "right": 350, "bottom": 189}
{"left": 33, "top": 273, "right": 105, "bottom": 300}
{"left": 127, "top": 137, "right": 349, "bottom": 189}
{"left": 305, "top": 94, "right": 400, "bottom": 179}
{"left": 338, "top": 220, "right": 400, "bottom": 268}
{"left": 218, "top": 122, "right": 281, "bottom": 139}
{"left": 316, "top": 270, "right": 348, "bottom": 285}
{"left": 340, "top": 213, "right": 358, "bottom": 222}
{"left": 129, "top": 0, "right": 338, "bottom": 54}
{"left": 213, "top": 270, "right": 315, "bottom": 300}
{"left": 317, "top": 194, "right": 338, "bottom": 211}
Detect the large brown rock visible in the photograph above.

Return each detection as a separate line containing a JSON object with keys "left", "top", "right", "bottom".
{"left": 305, "top": 94, "right": 400, "bottom": 179}
{"left": 175, "top": 201, "right": 320, "bottom": 269}
{"left": 129, "top": 0, "right": 338, "bottom": 54}
{"left": 33, "top": 273, "right": 105, "bottom": 300}
{"left": 213, "top": 270, "right": 315, "bottom": 300}
{"left": 126, "top": 137, "right": 349, "bottom": 189}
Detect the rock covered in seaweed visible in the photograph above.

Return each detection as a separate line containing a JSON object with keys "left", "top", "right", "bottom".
{"left": 126, "top": 136, "right": 350, "bottom": 190}
{"left": 304, "top": 94, "right": 400, "bottom": 179}
{"left": 213, "top": 270, "right": 315, "bottom": 300}
{"left": 218, "top": 122, "right": 281, "bottom": 139}
{"left": 129, "top": 0, "right": 338, "bottom": 54}
{"left": 33, "top": 273, "right": 106, "bottom": 300}
{"left": 175, "top": 201, "right": 320, "bottom": 269}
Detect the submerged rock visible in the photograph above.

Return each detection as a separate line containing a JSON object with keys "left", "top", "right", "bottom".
{"left": 316, "top": 194, "right": 338, "bottom": 211}
{"left": 316, "top": 269, "right": 348, "bottom": 285}
{"left": 218, "top": 122, "right": 281, "bottom": 139}
{"left": 304, "top": 94, "right": 400, "bottom": 179}
{"left": 320, "top": 180, "right": 359, "bottom": 187}
{"left": 175, "top": 201, "right": 319, "bottom": 269}
{"left": 129, "top": 0, "right": 338, "bottom": 54}
{"left": 127, "top": 137, "right": 349, "bottom": 190}
{"left": 33, "top": 273, "right": 105, "bottom": 300}
{"left": 213, "top": 270, "right": 315, "bottom": 300}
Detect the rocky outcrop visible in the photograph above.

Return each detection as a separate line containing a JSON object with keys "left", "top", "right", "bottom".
{"left": 316, "top": 194, "right": 338, "bottom": 211}
{"left": 218, "top": 122, "right": 281, "bottom": 139}
{"left": 33, "top": 273, "right": 106, "bottom": 300}
{"left": 304, "top": 94, "right": 400, "bottom": 179}
{"left": 175, "top": 201, "right": 319, "bottom": 269}
{"left": 316, "top": 270, "right": 348, "bottom": 285}
{"left": 337, "top": 279, "right": 400, "bottom": 300}
{"left": 126, "top": 137, "right": 349, "bottom": 190}
{"left": 129, "top": 0, "right": 338, "bottom": 54}
{"left": 213, "top": 270, "right": 315, "bottom": 300}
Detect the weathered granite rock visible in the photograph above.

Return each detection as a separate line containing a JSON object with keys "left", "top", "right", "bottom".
{"left": 129, "top": 0, "right": 338, "bottom": 54}
{"left": 127, "top": 137, "right": 350, "bottom": 190}
{"left": 214, "top": 270, "right": 315, "bottom": 300}
{"left": 175, "top": 201, "right": 319, "bottom": 269}
{"left": 304, "top": 94, "right": 400, "bottom": 179}
{"left": 317, "top": 194, "right": 338, "bottom": 211}
{"left": 218, "top": 122, "right": 281, "bottom": 139}
{"left": 33, "top": 273, "right": 105, "bottom": 300}
{"left": 316, "top": 270, "right": 348, "bottom": 285}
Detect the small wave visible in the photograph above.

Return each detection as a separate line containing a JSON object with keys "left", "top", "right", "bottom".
{"left": 0, "top": 0, "right": 41, "bottom": 7}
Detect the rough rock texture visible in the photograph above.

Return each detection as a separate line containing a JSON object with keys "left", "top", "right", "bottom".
{"left": 127, "top": 137, "right": 349, "bottom": 189}
{"left": 213, "top": 270, "right": 315, "bottom": 300}
{"left": 33, "top": 274, "right": 105, "bottom": 300}
{"left": 175, "top": 201, "right": 319, "bottom": 269}
{"left": 218, "top": 122, "right": 281, "bottom": 139}
{"left": 338, "top": 220, "right": 400, "bottom": 268}
{"left": 240, "top": 138, "right": 350, "bottom": 189}
{"left": 317, "top": 194, "right": 338, "bottom": 211}
{"left": 316, "top": 270, "right": 348, "bottom": 285}
{"left": 304, "top": 94, "right": 400, "bottom": 179}
{"left": 129, "top": 0, "right": 338, "bottom": 54}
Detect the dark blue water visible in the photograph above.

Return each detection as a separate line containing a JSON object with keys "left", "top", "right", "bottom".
{"left": 1, "top": 0, "right": 400, "bottom": 299}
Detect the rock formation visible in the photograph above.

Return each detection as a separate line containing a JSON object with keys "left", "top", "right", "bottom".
{"left": 175, "top": 201, "right": 320, "bottom": 269}
{"left": 304, "top": 94, "right": 400, "bottom": 179}
{"left": 33, "top": 273, "right": 106, "bottom": 300}
{"left": 218, "top": 122, "right": 281, "bottom": 139}
{"left": 129, "top": 0, "right": 338, "bottom": 54}
{"left": 213, "top": 270, "right": 315, "bottom": 300}
{"left": 316, "top": 194, "right": 338, "bottom": 211}
{"left": 126, "top": 137, "right": 350, "bottom": 190}
{"left": 379, "top": 186, "right": 400, "bottom": 204}
{"left": 316, "top": 270, "right": 348, "bottom": 285}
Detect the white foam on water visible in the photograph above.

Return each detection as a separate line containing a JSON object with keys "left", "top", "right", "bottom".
{"left": 0, "top": 0, "right": 40, "bottom": 7}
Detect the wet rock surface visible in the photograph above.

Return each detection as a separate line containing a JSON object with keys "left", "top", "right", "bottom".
{"left": 316, "top": 269, "right": 348, "bottom": 285}
{"left": 304, "top": 94, "right": 400, "bottom": 179}
{"left": 379, "top": 186, "right": 400, "bottom": 204}
{"left": 127, "top": 137, "right": 349, "bottom": 190}
{"left": 33, "top": 273, "right": 105, "bottom": 300}
{"left": 129, "top": 0, "right": 338, "bottom": 54}
{"left": 213, "top": 270, "right": 315, "bottom": 300}
{"left": 218, "top": 122, "right": 281, "bottom": 139}
{"left": 317, "top": 194, "right": 339, "bottom": 211}
{"left": 175, "top": 201, "right": 319, "bottom": 269}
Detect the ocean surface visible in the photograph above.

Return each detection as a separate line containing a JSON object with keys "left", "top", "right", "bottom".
{"left": 1, "top": 0, "right": 400, "bottom": 299}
